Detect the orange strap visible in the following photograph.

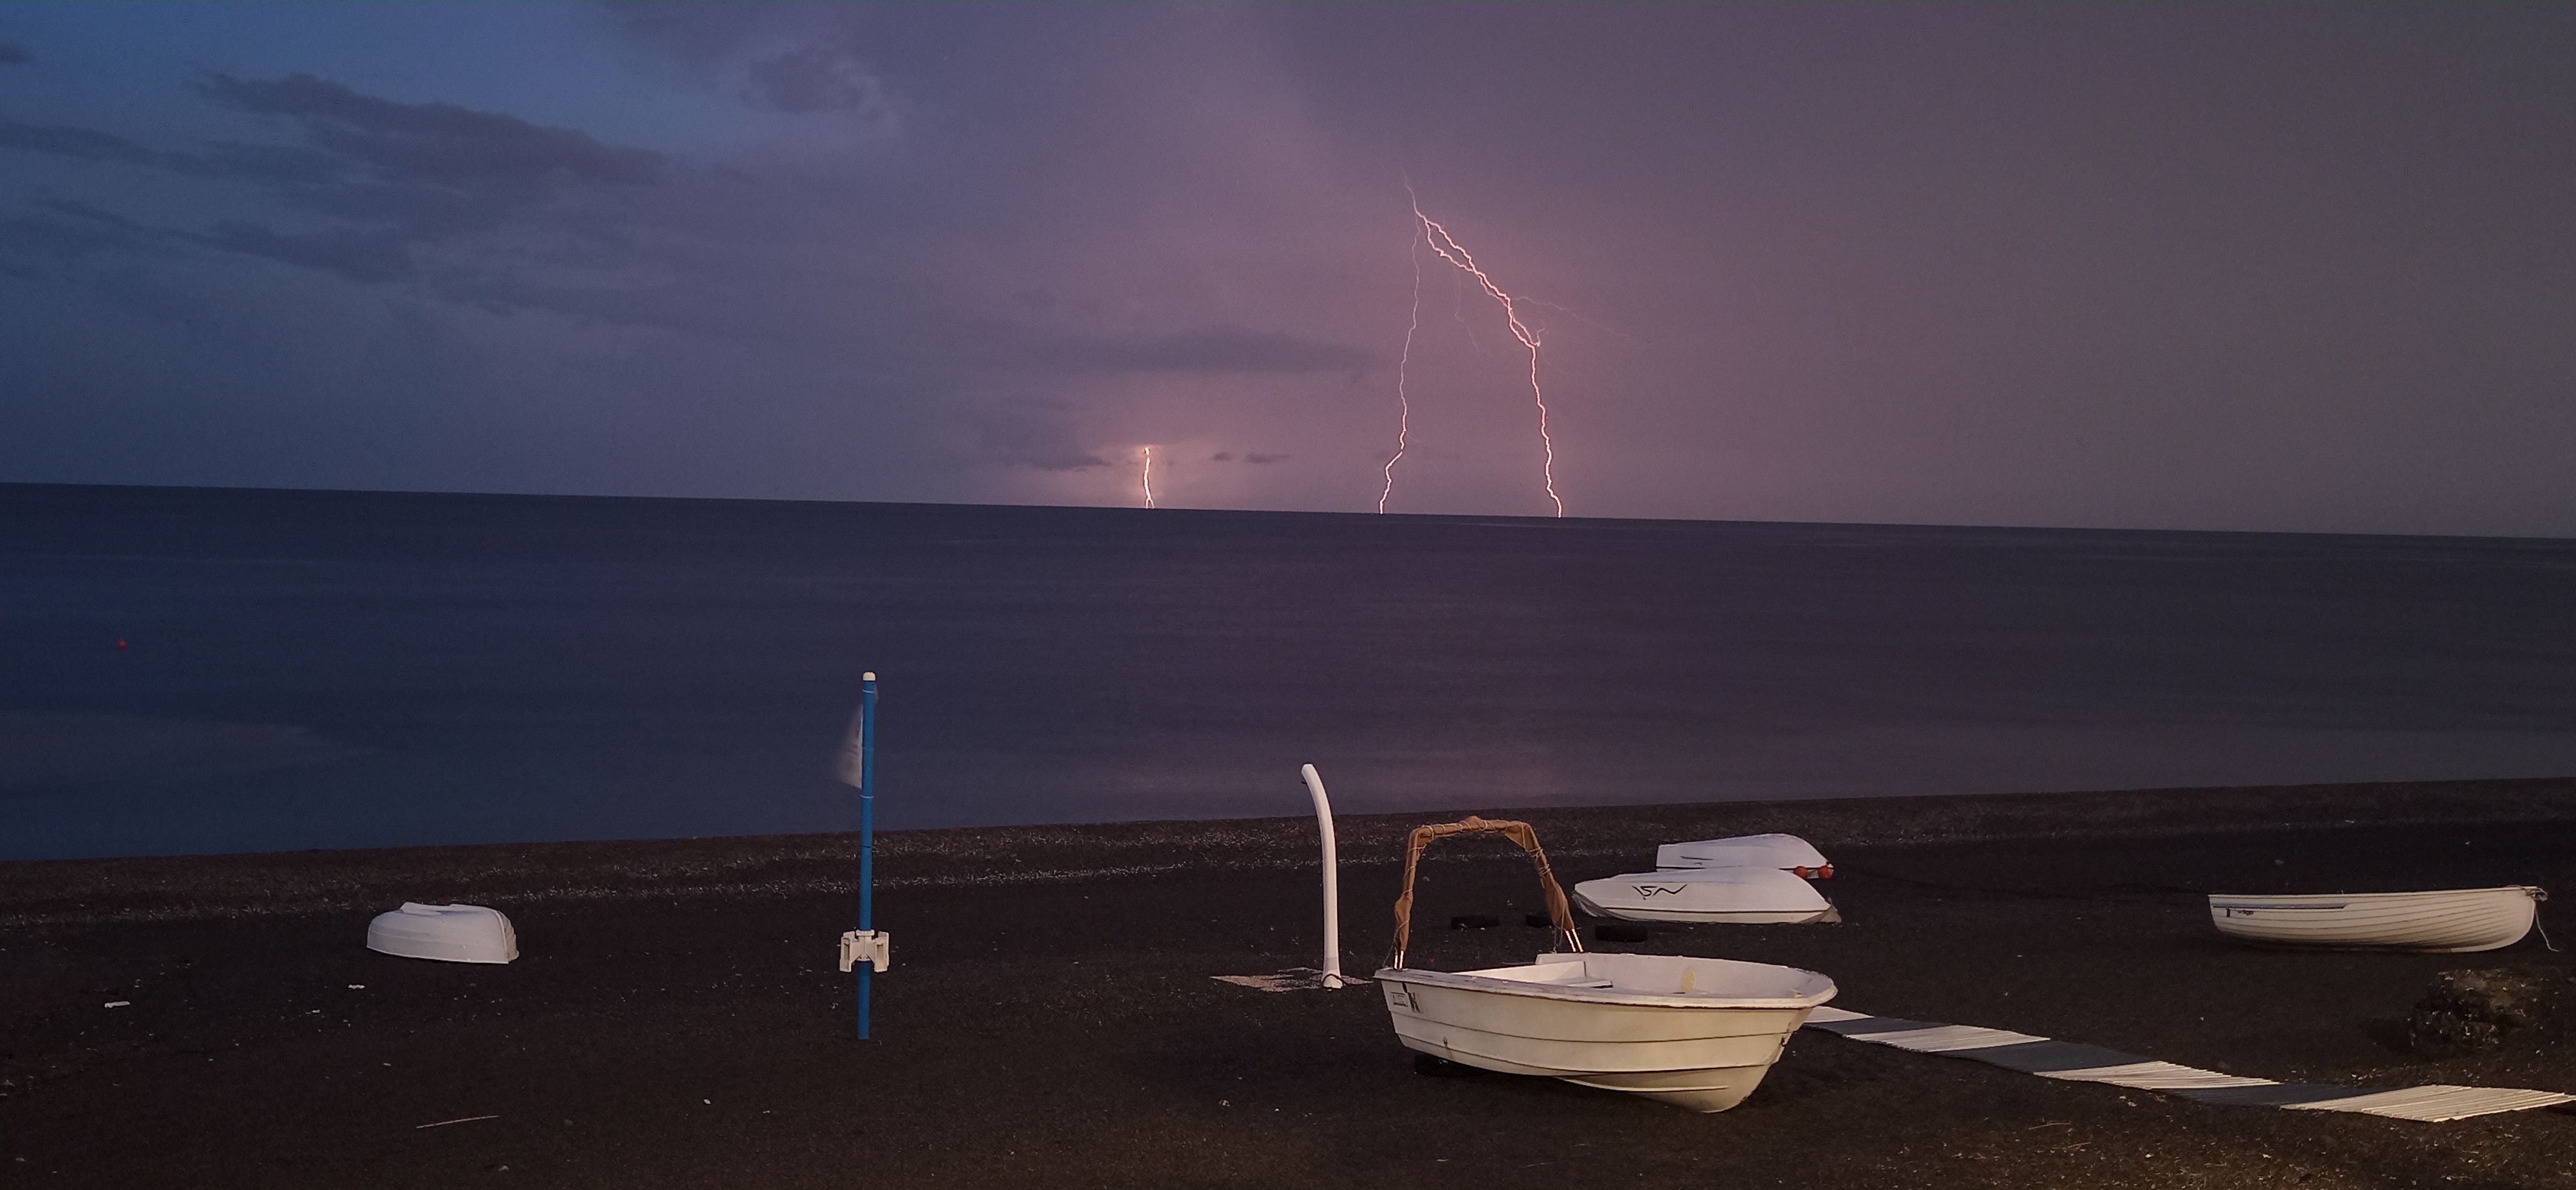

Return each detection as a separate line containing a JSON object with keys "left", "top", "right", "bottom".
{"left": 1388, "top": 816, "right": 1583, "bottom": 969}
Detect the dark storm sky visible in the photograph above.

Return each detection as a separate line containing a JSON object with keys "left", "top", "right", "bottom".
{"left": 2, "top": 2, "right": 2570, "bottom": 533}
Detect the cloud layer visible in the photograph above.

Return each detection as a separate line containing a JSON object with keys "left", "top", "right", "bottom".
{"left": 1, "top": 3, "right": 2573, "bottom": 531}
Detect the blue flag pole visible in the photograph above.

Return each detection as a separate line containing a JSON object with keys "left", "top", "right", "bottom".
{"left": 832, "top": 673, "right": 885, "bottom": 1040}
{"left": 855, "top": 671, "right": 878, "bottom": 1040}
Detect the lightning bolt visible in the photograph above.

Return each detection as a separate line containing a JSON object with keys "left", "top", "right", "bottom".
{"left": 1408, "top": 188, "right": 1564, "bottom": 518}
{"left": 1378, "top": 231, "right": 1421, "bottom": 514}
{"left": 1139, "top": 445, "right": 1156, "bottom": 508}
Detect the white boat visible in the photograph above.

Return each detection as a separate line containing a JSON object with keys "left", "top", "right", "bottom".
{"left": 367, "top": 902, "right": 519, "bottom": 964}
{"left": 2207, "top": 886, "right": 2545, "bottom": 953}
{"left": 1373, "top": 816, "right": 1837, "bottom": 1112}
{"left": 1573, "top": 866, "right": 1840, "bottom": 924}
{"left": 1379, "top": 952, "right": 1838, "bottom": 1112}
{"left": 1655, "top": 833, "right": 1831, "bottom": 875}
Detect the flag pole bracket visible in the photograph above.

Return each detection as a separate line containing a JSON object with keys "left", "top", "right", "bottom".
{"left": 838, "top": 930, "right": 892, "bottom": 974}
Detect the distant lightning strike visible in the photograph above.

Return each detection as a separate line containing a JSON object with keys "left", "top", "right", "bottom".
{"left": 1378, "top": 234, "right": 1421, "bottom": 515}
{"left": 1407, "top": 190, "right": 1564, "bottom": 518}
{"left": 1139, "top": 445, "right": 1156, "bottom": 509}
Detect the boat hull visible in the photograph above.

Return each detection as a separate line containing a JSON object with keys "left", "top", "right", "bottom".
{"left": 1377, "top": 953, "right": 1834, "bottom": 1111}
{"left": 1654, "top": 833, "right": 1829, "bottom": 871}
{"left": 2208, "top": 886, "right": 2543, "bottom": 952}
{"left": 367, "top": 902, "right": 519, "bottom": 964}
{"left": 1572, "top": 867, "right": 1837, "bottom": 924}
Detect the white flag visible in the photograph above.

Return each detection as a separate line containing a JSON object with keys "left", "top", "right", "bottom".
{"left": 832, "top": 702, "right": 867, "bottom": 788}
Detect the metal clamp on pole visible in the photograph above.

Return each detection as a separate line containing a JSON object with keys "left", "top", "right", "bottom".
{"left": 837, "top": 929, "right": 892, "bottom": 974}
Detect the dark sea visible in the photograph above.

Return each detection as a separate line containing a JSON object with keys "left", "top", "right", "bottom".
{"left": 6, "top": 482, "right": 2576, "bottom": 860}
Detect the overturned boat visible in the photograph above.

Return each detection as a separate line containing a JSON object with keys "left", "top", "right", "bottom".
{"left": 367, "top": 902, "right": 519, "bottom": 964}
{"left": 2208, "top": 886, "right": 2546, "bottom": 953}
{"left": 1573, "top": 866, "right": 1841, "bottom": 924}
{"left": 1572, "top": 832, "right": 1840, "bottom": 923}
{"left": 1655, "top": 832, "right": 1831, "bottom": 876}
{"left": 1373, "top": 816, "right": 1837, "bottom": 1112}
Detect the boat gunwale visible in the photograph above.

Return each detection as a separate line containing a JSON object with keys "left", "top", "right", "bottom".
{"left": 1374, "top": 959, "right": 1837, "bottom": 1012}
{"left": 1583, "top": 868, "right": 1832, "bottom": 886}
{"left": 2206, "top": 885, "right": 2543, "bottom": 906}
{"left": 1582, "top": 911, "right": 1837, "bottom": 923}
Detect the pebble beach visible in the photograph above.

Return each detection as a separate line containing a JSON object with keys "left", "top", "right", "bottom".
{"left": 6, "top": 777, "right": 2574, "bottom": 1188}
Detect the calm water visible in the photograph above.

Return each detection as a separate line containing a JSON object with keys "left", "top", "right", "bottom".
{"left": 6, "top": 482, "right": 2576, "bottom": 860}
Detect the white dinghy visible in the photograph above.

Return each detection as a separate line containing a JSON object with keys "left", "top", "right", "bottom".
{"left": 2208, "top": 886, "right": 2546, "bottom": 953}
{"left": 367, "top": 902, "right": 519, "bottom": 964}
{"left": 1373, "top": 817, "right": 1837, "bottom": 1112}
{"left": 1655, "top": 833, "right": 1832, "bottom": 875}
{"left": 1573, "top": 866, "right": 1841, "bottom": 924}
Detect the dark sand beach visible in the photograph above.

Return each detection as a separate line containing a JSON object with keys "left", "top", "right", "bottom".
{"left": 7, "top": 778, "right": 2574, "bottom": 1189}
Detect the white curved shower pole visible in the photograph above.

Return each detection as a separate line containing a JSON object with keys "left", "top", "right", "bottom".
{"left": 1299, "top": 763, "right": 1346, "bottom": 989}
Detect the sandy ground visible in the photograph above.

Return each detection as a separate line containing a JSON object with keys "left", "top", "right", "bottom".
{"left": 5, "top": 778, "right": 2574, "bottom": 1189}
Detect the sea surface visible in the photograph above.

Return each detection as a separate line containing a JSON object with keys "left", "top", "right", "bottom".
{"left": 6, "top": 482, "right": 2576, "bottom": 860}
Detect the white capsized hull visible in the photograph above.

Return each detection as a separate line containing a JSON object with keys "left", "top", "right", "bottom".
{"left": 1655, "top": 833, "right": 1829, "bottom": 872}
{"left": 1376, "top": 952, "right": 1835, "bottom": 1112}
{"left": 1573, "top": 866, "right": 1838, "bottom": 924}
{"left": 367, "top": 903, "right": 518, "bottom": 964}
{"left": 2208, "top": 886, "right": 2544, "bottom": 952}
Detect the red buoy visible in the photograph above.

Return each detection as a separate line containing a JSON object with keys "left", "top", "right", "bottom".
{"left": 116, "top": 638, "right": 127, "bottom": 650}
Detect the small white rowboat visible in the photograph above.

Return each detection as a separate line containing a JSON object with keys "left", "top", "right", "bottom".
{"left": 1380, "top": 952, "right": 1837, "bottom": 1111}
{"left": 2208, "top": 886, "right": 2546, "bottom": 953}
{"left": 1374, "top": 816, "right": 1837, "bottom": 1112}
{"left": 1573, "top": 866, "right": 1840, "bottom": 924}
{"left": 368, "top": 902, "right": 519, "bottom": 964}
{"left": 1655, "top": 833, "right": 1831, "bottom": 874}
